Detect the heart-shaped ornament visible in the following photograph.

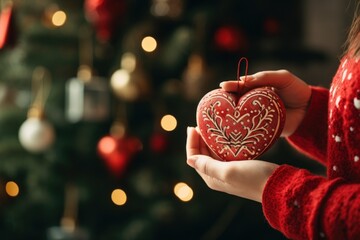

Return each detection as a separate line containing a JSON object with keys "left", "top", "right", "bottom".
{"left": 196, "top": 87, "right": 285, "bottom": 161}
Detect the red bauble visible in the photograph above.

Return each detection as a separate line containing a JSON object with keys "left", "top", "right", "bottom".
{"left": 0, "top": 2, "right": 15, "bottom": 49}
{"left": 97, "top": 135, "right": 142, "bottom": 176}
{"left": 214, "top": 25, "right": 248, "bottom": 52}
{"left": 196, "top": 88, "right": 285, "bottom": 161}
{"left": 84, "top": 0, "right": 126, "bottom": 41}
{"left": 150, "top": 133, "right": 168, "bottom": 153}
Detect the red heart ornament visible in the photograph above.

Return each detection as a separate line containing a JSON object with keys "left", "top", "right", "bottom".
{"left": 196, "top": 87, "right": 285, "bottom": 161}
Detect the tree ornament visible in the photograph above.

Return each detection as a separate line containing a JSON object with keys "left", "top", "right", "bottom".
{"left": 150, "top": 132, "right": 168, "bottom": 153}
{"left": 18, "top": 67, "right": 55, "bottom": 153}
{"left": 182, "top": 54, "right": 215, "bottom": 101}
{"left": 65, "top": 28, "right": 110, "bottom": 122}
{"left": 84, "top": 0, "right": 126, "bottom": 41}
{"left": 19, "top": 114, "right": 55, "bottom": 153}
{"left": 214, "top": 25, "right": 248, "bottom": 52}
{"left": 196, "top": 58, "right": 285, "bottom": 161}
{"left": 0, "top": 0, "right": 15, "bottom": 49}
{"left": 150, "top": 0, "right": 184, "bottom": 19}
{"left": 47, "top": 184, "right": 90, "bottom": 240}
{"left": 97, "top": 121, "right": 142, "bottom": 177}
{"left": 110, "top": 52, "right": 151, "bottom": 102}
{"left": 65, "top": 65, "right": 110, "bottom": 122}
{"left": 97, "top": 135, "right": 129, "bottom": 176}
{"left": 97, "top": 135, "right": 142, "bottom": 176}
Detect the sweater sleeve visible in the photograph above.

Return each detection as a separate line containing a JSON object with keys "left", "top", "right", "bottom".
{"left": 263, "top": 165, "right": 360, "bottom": 240}
{"left": 262, "top": 165, "right": 360, "bottom": 240}
{"left": 286, "top": 86, "right": 329, "bottom": 165}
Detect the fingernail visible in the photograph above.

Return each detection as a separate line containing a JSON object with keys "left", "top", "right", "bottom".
{"left": 219, "top": 82, "right": 225, "bottom": 88}
{"left": 187, "top": 126, "right": 192, "bottom": 135}
{"left": 240, "top": 75, "right": 254, "bottom": 82}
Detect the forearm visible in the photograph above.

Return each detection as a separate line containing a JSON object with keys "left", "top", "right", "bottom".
{"left": 286, "top": 86, "right": 329, "bottom": 164}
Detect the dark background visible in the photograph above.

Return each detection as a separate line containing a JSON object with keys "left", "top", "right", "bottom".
{"left": 0, "top": 0, "right": 355, "bottom": 239}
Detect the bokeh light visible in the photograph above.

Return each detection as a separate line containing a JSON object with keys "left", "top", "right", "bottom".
{"left": 121, "top": 52, "right": 136, "bottom": 72}
{"left": 174, "top": 182, "right": 193, "bottom": 202}
{"left": 52, "top": 10, "right": 67, "bottom": 27}
{"left": 111, "top": 188, "right": 127, "bottom": 206}
{"left": 111, "top": 69, "right": 130, "bottom": 89}
{"left": 160, "top": 114, "right": 177, "bottom": 131}
{"left": 98, "top": 136, "right": 117, "bottom": 154}
{"left": 141, "top": 36, "right": 157, "bottom": 52}
{"left": 6, "top": 181, "right": 19, "bottom": 197}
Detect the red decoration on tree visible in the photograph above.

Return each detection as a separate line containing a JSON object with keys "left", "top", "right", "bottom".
{"left": 97, "top": 135, "right": 142, "bottom": 176}
{"left": 0, "top": 1, "right": 15, "bottom": 49}
{"left": 150, "top": 132, "right": 168, "bottom": 153}
{"left": 214, "top": 25, "right": 248, "bottom": 52}
{"left": 84, "top": 0, "right": 127, "bottom": 41}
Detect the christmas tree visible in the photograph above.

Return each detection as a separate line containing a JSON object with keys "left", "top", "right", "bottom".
{"left": 0, "top": 0, "right": 334, "bottom": 239}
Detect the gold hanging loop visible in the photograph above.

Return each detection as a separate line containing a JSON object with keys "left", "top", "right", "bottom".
{"left": 110, "top": 101, "right": 128, "bottom": 138}
{"left": 77, "top": 26, "right": 93, "bottom": 82}
{"left": 28, "top": 66, "right": 52, "bottom": 118}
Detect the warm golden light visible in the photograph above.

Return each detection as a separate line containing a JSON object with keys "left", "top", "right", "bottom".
{"left": 121, "top": 53, "right": 136, "bottom": 72}
{"left": 6, "top": 181, "right": 19, "bottom": 197}
{"left": 98, "top": 136, "right": 117, "bottom": 154}
{"left": 174, "top": 182, "right": 193, "bottom": 202}
{"left": 52, "top": 10, "right": 67, "bottom": 27}
{"left": 141, "top": 36, "right": 157, "bottom": 52}
{"left": 111, "top": 69, "right": 130, "bottom": 89}
{"left": 111, "top": 189, "right": 127, "bottom": 206}
{"left": 160, "top": 114, "right": 177, "bottom": 131}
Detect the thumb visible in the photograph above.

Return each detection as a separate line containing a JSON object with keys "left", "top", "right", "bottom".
{"left": 245, "top": 70, "right": 299, "bottom": 89}
{"left": 187, "top": 155, "right": 224, "bottom": 177}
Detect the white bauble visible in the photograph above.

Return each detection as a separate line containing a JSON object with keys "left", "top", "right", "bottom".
{"left": 18, "top": 117, "right": 55, "bottom": 153}
{"left": 110, "top": 69, "right": 151, "bottom": 101}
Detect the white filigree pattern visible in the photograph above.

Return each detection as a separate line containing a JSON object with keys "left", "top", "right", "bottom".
{"left": 197, "top": 88, "right": 285, "bottom": 161}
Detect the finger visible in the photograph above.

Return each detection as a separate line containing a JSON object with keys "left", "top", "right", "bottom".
{"left": 187, "top": 155, "right": 226, "bottom": 179}
{"left": 221, "top": 70, "right": 298, "bottom": 91}
{"left": 195, "top": 169, "right": 228, "bottom": 193}
{"left": 219, "top": 69, "right": 298, "bottom": 92}
{"left": 186, "top": 127, "right": 208, "bottom": 158}
{"left": 245, "top": 70, "right": 300, "bottom": 89}
{"left": 196, "top": 127, "right": 212, "bottom": 156}
{"left": 219, "top": 79, "right": 248, "bottom": 93}
{"left": 186, "top": 127, "right": 198, "bottom": 158}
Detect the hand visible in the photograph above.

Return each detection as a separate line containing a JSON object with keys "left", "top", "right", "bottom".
{"left": 220, "top": 70, "right": 311, "bottom": 136}
{"left": 186, "top": 127, "right": 279, "bottom": 203}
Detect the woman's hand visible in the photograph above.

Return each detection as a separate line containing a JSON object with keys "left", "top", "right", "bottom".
{"left": 186, "top": 127, "right": 279, "bottom": 203}
{"left": 220, "top": 70, "right": 311, "bottom": 137}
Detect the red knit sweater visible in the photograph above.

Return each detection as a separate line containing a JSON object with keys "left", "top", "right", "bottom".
{"left": 262, "top": 55, "right": 360, "bottom": 240}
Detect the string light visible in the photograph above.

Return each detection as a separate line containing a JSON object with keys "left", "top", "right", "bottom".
{"left": 52, "top": 10, "right": 67, "bottom": 27}
{"left": 98, "top": 136, "right": 117, "bottom": 154}
{"left": 111, "top": 69, "right": 130, "bottom": 89}
{"left": 111, "top": 188, "right": 127, "bottom": 206}
{"left": 160, "top": 114, "right": 177, "bottom": 131}
{"left": 121, "top": 52, "right": 136, "bottom": 72}
{"left": 174, "top": 182, "right": 193, "bottom": 202}
{"left": 141, "top": 36, "right": 157, "bottom": 52}
{"left": 6, "top": 181, "right": 19, "bottom": 197}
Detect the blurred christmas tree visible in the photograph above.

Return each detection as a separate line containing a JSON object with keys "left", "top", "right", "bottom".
{"left": 0, "top": 0, "right": 324, "bottom": 239}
